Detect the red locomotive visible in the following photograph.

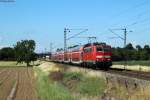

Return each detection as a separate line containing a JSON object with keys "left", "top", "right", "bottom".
{"left": 51, "top": 42, "right": 112, "bottom": 69}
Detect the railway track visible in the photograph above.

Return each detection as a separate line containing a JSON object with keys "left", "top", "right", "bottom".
{"left": 108, "top": 68, "right": 150, "bottom": 80}
{"left": 47, "top": 61, "right": 150, "bottom": 81}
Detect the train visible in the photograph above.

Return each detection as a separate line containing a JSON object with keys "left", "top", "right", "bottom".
{"left": 51, "top": 42, "right": 112, "bottom": 70}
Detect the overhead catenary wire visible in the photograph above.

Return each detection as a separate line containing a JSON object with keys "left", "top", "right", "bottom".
{"left": 103, "top": 0, "right": 150, "bottom": 45}
{"left": 108, "top": 29, "right": 124, "bottom": 40}
{"left": 66, "top": 29, "right": 88, "bottom": 40}
{"left": 112, "top": 0, "right": 150, "bottom": 19}
{"left": 98, "top": 0, "right": 150, "bottom": 41}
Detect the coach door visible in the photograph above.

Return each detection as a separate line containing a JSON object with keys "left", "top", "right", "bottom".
{"left": 83, "top": 47, "right": 94, "bottom": 64}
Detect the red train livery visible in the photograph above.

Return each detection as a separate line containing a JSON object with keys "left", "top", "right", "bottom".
{"left": 51, "top": 42, "right": 112, "bottom": 69}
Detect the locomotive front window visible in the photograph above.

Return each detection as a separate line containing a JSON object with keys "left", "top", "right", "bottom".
{"left": 96, "top": 47, "right": 103, "bottom": 51}
{"left": 97, "top": 47, "right": 111, "bottom": 52}
{"left": 84, "top": 48, "right": 92, "bottom": 52}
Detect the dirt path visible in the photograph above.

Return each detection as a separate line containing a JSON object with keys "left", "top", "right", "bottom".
{"left": 0, "top": 67, "right": 36, "bottom": 100}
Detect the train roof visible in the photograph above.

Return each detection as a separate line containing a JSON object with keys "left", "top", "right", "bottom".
{"left": 83, "top": 42, "right": 109, "bottom": 47}
{"left": 68, "top": 45, "right": 83, "bottom": 52}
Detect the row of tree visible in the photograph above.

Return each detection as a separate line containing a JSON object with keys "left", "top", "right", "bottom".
{"left": 112, "top": 43, "right": 150, "bottom": 61}
{"left": 0, "top": 47, "right": 15, "bottom": 61}
{"left": 0, "top": 40, "right": 37, "bottom": 66}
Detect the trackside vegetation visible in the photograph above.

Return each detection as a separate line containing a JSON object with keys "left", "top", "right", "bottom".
{"left": 35, "top": 67, "right": 106, "bottom": 100}
{"left": 63, "top": 72, "right": 106, "bottom": 96}
{"left": 35, "top": 68, "right": 76, "bottom": 100}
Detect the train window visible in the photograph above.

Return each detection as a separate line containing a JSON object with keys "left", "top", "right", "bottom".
{"left": 97, "top": 47, "right": 111, "bottom": 52}
{"left": 84, "top": 48, "right": 92, "bottom": 52}
{"left": 97, "top": 47, "right": 103, "bottom": 52}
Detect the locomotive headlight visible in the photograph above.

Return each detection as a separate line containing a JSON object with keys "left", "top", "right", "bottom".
{"left": 96, "top": 56, "right": 111, "bottom": 58}
{"left": 96, "top": 56, "right": 104, "bottom": 58}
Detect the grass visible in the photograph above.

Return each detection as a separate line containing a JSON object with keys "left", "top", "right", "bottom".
{"left": 35, "top": 66, "right": 106, "bottom": 100}
{"left": 113, "top": 60, "right": 150, "bottom": 66}
{"left": 77, "top": 77, "right": 106, "bottom": 96}
{"left": 34, "top": 68, "right": 76, "bottom": 100}
{"left": 0, "top": 61, "right": 20, "bottom": 67}
{"left": 63, "top": 72, "right": 106, "bottom": 96}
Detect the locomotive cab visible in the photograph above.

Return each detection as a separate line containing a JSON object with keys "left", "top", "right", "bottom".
{"left": 96, "top": 45, "right": 112, "bottom": 68}
{"left": 82, "top": 43, "right": 112, "bottom": 69}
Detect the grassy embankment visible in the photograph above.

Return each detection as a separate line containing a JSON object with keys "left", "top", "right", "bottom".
{"left": 106, "top": 80, "right": 150, "bottom": 100}
{"left": 34, "top": 65, "right": 106, "bottom": 100}
{"left": 113, "top": 60, "right": 150, "bottom": 66}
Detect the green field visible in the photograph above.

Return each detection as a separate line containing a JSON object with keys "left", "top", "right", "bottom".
{"left": 113, "top": 60, "right": 150, "bottom": 66}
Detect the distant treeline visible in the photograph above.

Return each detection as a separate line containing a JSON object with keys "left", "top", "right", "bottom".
{"left": 0, "top": 46, "right": 37, "bottom": 61}
{"left": 0, "top": 47, "right": 15, "bottom": 61}
{"left": 112, "top": 43, "right": 150, "bottom": 61}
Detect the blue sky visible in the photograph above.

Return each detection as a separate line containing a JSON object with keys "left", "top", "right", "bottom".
{"left": 0, "top": 0, "right": 150, "bottom": 52}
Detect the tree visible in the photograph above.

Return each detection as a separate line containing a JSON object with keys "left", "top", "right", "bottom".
{"left": 125, "top": 43, "right": 134, "bottom": 50}
{"left": 144, "top": 45, "right": 150, "bottom": 52}
{"left": 0, "top": 47, "right": 15, "bottom": 60}
{"left": 14, "top": 40, "right": 37, "bottom": 66}
{"left": 136, "top": 45, "right": 142, "bottom": 51}
{"left": 143, "top": 45, "right": 150, "bottom": 59}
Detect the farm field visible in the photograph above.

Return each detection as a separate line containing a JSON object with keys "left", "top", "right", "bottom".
{"left": 0, "top": 61, "right": 40, "bottom": 67}
{"left": 0, "top": 67, "right": 36, "bottom": 100}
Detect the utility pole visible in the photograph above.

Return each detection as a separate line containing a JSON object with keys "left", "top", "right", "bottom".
{"left": 50, "top": 43, "right": 53, "bottom": 59}
{"left": 64, "top": 28, "right": 88, "bottom": 61}
{"left": 109, "top": 27, "right": 132, "bottom": 70}
{"left": 50, "top": 43, "right": 53, "bottom": 53}
{"left": 123, "top": 28, "right": 127, "bottom": 70}
{"left": 45, "top": 48, "right": 47, "bottom": 53}
{"left": 64, "top": 28, "right": 88, "bottom": 52}
{"left": 64, "top": 28, "right": 68, "bottom": 53}
{"left": 109, "top": 28, "right": 131, "bottom": 48}
{"left": 123, "top": 28, "right": 127, "bottom": 48}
